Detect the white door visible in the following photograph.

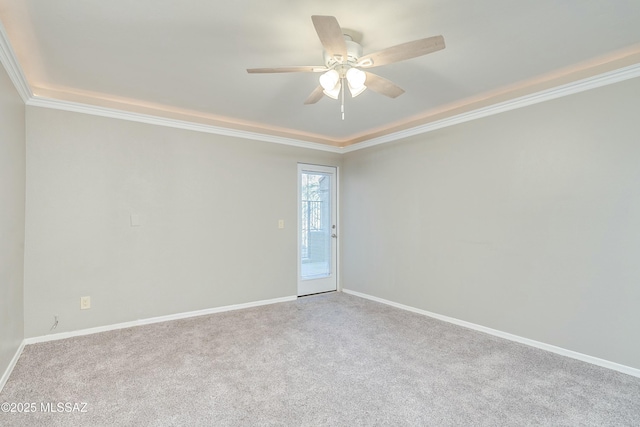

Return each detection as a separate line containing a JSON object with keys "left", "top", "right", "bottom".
{"left": 298, "top": 164, "right": 337, "bottom": 296}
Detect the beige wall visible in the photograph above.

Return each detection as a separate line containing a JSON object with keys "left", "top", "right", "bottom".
{"left": 342, "top": 77, "right": 640, "bottom": 369}
{"left": 0, "top": 62, "right": 25, "bottom": 376}
{"left": 24, "top": 107, "right": 340, "bottom": 337}
{"left": 12, "top": 65, "right": 640, "bottom": 371}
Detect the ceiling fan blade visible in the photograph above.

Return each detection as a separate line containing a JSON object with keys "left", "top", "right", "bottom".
{"left": 357, "top": 35, "right": 445, "bottom": 68}
{"left": 247, "top": 66, "right": 326, "bottom": 74}
{"left": 304, "top": 86, "right": 325, "bottom": 105}
{"left": 311, "top": 15, "right": 348, "bottom": 61}
{"left": 364, "top": 72, "right": 405, "bottom": 98}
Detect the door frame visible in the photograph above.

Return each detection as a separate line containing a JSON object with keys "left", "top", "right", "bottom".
{"left": 297, "top": 163, "right": 339, "bottom": 296}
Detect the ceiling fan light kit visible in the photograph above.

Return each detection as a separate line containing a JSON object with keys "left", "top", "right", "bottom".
{"left": 247, "top": 15, "right": 445, "bottom": 120}
{"left": 319, "top": 69, "right": 340, "bottom": 92}
{"left": 320, "top": 66, "right": 366, "bottom": 100}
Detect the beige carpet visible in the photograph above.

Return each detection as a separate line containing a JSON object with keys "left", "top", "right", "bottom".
{"left": 1, "top": 292, "right": 639, "bottom": 426}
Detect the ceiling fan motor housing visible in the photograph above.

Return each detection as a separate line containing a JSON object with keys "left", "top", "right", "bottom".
{"left": 323, "top": 38, "right": 363, "bottom": 69}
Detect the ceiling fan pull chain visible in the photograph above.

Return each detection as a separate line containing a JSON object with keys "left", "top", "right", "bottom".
{"left": 341, "top": 77, "right": 345, "bottom": 120}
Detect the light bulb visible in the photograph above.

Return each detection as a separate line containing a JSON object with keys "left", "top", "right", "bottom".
{"left": 319, "top": 69, "right": 340, "bottom": 91}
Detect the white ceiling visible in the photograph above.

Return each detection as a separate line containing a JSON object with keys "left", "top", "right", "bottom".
{"left": 1, "top": 0, "right": 639, "bottom": 147}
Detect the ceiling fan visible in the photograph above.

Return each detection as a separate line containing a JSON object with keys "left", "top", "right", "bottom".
{"left": 247, "top": 15, "right": 445, "bottom": 119}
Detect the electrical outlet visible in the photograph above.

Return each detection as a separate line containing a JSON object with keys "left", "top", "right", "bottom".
{"left": 80, "top": 296, "right": 91, "bottom": 310}
{"left": 278, "top": 219, "right": 285, "bottom": 229}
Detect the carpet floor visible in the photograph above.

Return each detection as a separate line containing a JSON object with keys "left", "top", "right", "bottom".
{"left": 1, "top": 292, "right": 639, "bottom": 426}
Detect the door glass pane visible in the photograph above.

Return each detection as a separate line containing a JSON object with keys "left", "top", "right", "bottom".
{"left": 300, "top": 171, "right": 331, "bottom": 279}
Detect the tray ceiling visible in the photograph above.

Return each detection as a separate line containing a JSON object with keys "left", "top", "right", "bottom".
{"left": 1, "top": 0, "right": 639, "bottom": 148}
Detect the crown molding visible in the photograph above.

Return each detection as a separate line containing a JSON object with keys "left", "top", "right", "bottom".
{"left": 3, "top": 12, "right": 639, "bottom": 154}
{"left": 342, "top": 62, "right": 640, "bottom": 153}
{"left": 27, "top": 96, "right": 344, "bottom": 153}
{"left": 26, "top": 62, "right": 640, "bottom": 154}
{"left": 0, "top": 19, "right": 32, "bottom": 102}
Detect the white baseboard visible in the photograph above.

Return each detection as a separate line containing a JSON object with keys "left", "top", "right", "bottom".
{"left": 24, "top": 295, "right": 297, "bottom": 345}
{"left": 342, "top": 288, "right": 640, "bottom": 378}
{"left": 0, "top": 340, "right": 25, "bottom": 393}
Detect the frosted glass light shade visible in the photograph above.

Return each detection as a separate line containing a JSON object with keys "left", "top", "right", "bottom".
{"left": 346, "top": 67, "right": 367, "bottom": 97}
{"left": 323, "top": 82, "right": 341, "bottom": 99}
{"left": 346, "top": 67, "right": 366, "bottom": 89}
{"left": 348, "top": 83, "right": 367, "bottom": 97}
{"left": 319, "top": 70, "right": 340, "bottom": 91}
